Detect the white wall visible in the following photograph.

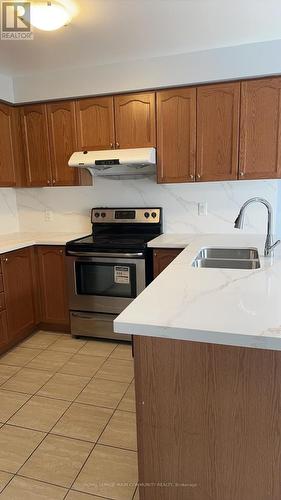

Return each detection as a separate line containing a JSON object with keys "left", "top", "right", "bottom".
{"left": 13, "top": 40, "right": 281, "bottom": 102}
{"left": 0, "top": 189, "right": 19, "bottom": 233}
{"left": 15, "top": 178, "right": 279, "bottom": 236}
{"left": 0, "top": 72, "right": 14, "bottom": 102}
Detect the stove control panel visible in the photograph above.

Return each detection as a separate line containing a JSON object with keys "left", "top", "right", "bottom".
{"left": 91, "top": 208, "right": 161, "bottom": 224}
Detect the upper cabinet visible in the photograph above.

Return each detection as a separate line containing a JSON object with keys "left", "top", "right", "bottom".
{"left": 75, "top": 92, "right": 156, "bottom": 151}
{"left": 114, "top": 92, "right": 156, "bottom": 149}
{"left": 157, "top": 87, "right": 196, "bottom": 183}
{"left": 47, "top": 100, "right": 78, "bottom": 186}
{"left": 0, "top": 104, "right": 24, "bottom": 187}
{"left": 76, "top": 96, "right": 115, "bottom": 151}
{"left": 239, "top": 78, "right": 281, "bottom": 179}
{"left": 197, "top": 82, "right": 240, "bottom": 182}
{"left": 21, "top": 104, "right": 52, "bottom": 187}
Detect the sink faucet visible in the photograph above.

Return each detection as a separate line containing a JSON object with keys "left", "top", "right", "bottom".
{"left": 234, "top": 197, "right": 280, "bottom": 257}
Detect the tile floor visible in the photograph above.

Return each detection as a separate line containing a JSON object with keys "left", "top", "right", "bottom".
{"left": 0, "top": 331, "right": 139, "bottom": 500}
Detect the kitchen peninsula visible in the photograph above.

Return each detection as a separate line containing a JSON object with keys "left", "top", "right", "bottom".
{"left": 114, "top": 233, "right": 281, "bottom": 500}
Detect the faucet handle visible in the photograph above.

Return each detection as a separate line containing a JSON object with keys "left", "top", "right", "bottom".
{"left": 269, "top": 240, "right": 281, "bottom": 253}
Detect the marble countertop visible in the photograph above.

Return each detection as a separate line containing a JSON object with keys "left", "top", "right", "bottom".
{"left": 0, "top": 232, "right": 86, "bottom": 254}
{"left": 114, "top": 233, "right": 281, "bottom": 351}
{"left": 147, "top": 233, "right": 196, "bottom": 248}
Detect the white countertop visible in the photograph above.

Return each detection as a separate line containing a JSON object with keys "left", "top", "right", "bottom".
{"left": 147, "top": 233, "right": 196, "bottom": 248}
{"left": 114, "top": 233, "right": 281, "bottom": 351}
{"left": 0, "top": 232, "right": 86, "bottom": 254}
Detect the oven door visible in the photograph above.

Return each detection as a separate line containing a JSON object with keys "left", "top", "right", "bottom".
{"left": 66, "top": 252, "right": 146, "bottom": 314}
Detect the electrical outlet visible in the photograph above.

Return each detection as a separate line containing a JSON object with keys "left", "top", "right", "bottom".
{"left": 44, "top": 209, "right": 53, "bottom": 222}
{"left": 198, "top": 202, "right": 207, "bottom": 216}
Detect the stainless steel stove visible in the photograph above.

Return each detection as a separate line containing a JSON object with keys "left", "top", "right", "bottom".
{"left": 66, "top": 207, "right": 162, "bottom": 340}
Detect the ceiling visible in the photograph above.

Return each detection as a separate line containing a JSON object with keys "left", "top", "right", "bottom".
{"left": 0, "top": 0, "right": 281, "bottom": 77}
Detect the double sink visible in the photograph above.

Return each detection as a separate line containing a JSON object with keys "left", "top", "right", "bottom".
{"left": 192, "top": 247, "right": 260, "bottom": 270}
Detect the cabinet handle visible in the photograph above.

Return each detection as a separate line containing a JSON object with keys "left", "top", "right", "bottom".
{"left": 52, "top": 179, "right": 56, "bottom": 185}
{"left": 110, "top": 143, "right": 114, "bottom": 149}
{"left": 240, "top": 171, "right": 244, "bottom": 177}
{"left": 47, "top": 180, "right": 51, "bottom": 185}
{"left": 116, "top": 142, "right": 120, "bottom": 148}
{"left": 4, "top": 258, "right": 8, "bottom": 263}
{"left": 197, "top": 173, "right": 201, "bottom": 180}
{"left": 190, "top": 173, "right": 194, "bottom": 180}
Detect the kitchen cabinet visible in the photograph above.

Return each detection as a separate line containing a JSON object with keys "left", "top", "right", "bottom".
{"left": 157, "top": 87, "right": 196, "bottom": 183}
{"left": 37, "top": 246, "right": 69, "bottom": 329}
{"left": 153, "top": 249, "right": 182, "bottom": 277}
{"left": 240, "top": 77, "right": 281, "bottom": 179}
{"left": 0, "top": 310, "right": 8, "bottom": 351}
{"left": 47, "top": 101, "right": 78, "bottom": 186}
{"left": 2, "top": 247, "right": 36, "bottom": 342}
{"left": 0, "top": 104, "right": 24, "bottom": 187}
{"left": 21, "top": 104, "right": 52, "bottom": 186}
{"left": 197, "top": 82, "right": 240, "bottom": 181}
{"left": 76, "top": 96, "right": 115, "bottom": 151}
{"left": 114, "top": 92, "right": 156, "bottom": 148}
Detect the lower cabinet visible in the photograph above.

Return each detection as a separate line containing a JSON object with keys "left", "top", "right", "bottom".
{"left": 2, "top": 247, "right": 36, "bottom": 344}
{"left": 37, "top": 246, "right": 70, "bottom": 329}
{"left": 153, "top": 248, "right": 182, "bottom": 278}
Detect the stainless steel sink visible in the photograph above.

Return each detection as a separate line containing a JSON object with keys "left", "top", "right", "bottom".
{"left": 192, "top": 247, "right": 260, "bottom": 270}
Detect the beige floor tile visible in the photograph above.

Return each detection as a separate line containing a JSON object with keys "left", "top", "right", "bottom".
{"left": 79, "top": 340, "right": 117, "bottom": 358}
{"left": 0, "top": 471, "right": 13, "bottom": 493}
{"left": 0, "top": 476, "right": 67, "bottom": 499}
{"left": 8, "top": 396, "right": 70, "bottom": 432}
{"left": 37, "top": 373, "right": 90, "bottom": 402}
{"left": 74, "top": 444, "right": 138, "bottom": 500}
{"left": 99, "top": 410, "right": 137, "bottom": 451}
{"left": 67, "top": 491, "right": 111, "bottom": 500}
{"left": 0, "top": 365, "right": 21, "bottom": 385}
{"left": 77, "top": 379, "right": 128, "bottom": 409}
{"left": 1, "top": 368, "right": 53, "bottom": 395}
{"left": 118, "top": 384, "right": 136, "bottom": 413}
{"left": 0, "top": 424, "right": 45, "bottom": 473}
{"left": 48, "top": 336, "right": 86, "bottom": 354}
{"left": 59, "top": 354, "right": 105, "bottom": 378}
{"left": 95, "top": 358, "right": 134, "bottom": 383}
{"left": 26, "top": 350, "right": 73, "bottom": 372}
{"left": 19, "top": 434, "right": 93, "bottom": 488}
{"left": 110, "top": 343, "right": 133, "bottom": 361}
{"left": 0, "top": 347, "right": 41, "bottom": 367}
{"left": 0, "top": 390, "right": 30, "bottom": 422}
{"left": 52, "top": 403, "right": 113, "bottom": 442}
{"left": 20, "top": 331, "right": 62, "bottom": 349}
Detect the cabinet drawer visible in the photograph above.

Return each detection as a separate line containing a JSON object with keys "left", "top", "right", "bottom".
{"left": 0, "top": 274, "right": 4, "bottom": 293}
{"left": 0, "top": 293, "right": 5, "bottom": 312}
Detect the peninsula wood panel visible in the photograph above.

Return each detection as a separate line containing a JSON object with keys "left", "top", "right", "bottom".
{"left": 76, "top": 96, "right": 115, "bottom": 150}
{"left": 114, "top": 92, "right": 156, "bottom": 148}
{"left": 21, "top": 104, "right": 52, "bottom": 186}
{"left": 153, "top": 249, "right": 182, "bottom": 277}
{"left": 240, "top": 77, "right": 281, "bottom": 179}
{"left": 157, "top": 87, "right": 196, "bottom": 183}
{"left": 134, "top": 336, "right": 281, "bottom": 500}
{"left": 197, "top": 82, "right": 240, "bottom": 181}
{"left": 37, "top": 246, "right": 69, "bottom": 328}
{"left": 2, "top": 247, "right": 36, "bottom": 341}
{"left": 47, "top": 100, "right": 78, "bottom": 186}
{"left": 0, "top": 310, "right": 8, "bottom": 350}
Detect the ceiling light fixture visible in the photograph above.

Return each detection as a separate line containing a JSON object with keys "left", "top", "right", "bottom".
{"left": 30, "top": 1, "right": 72, "bottom": 31}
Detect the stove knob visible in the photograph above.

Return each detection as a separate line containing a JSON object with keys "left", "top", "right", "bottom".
{"left": 94, "top": 212, "right": 100, "bottom": 218}
{"left": 144, "top": 212, "right": 150, "bottom": 219}
{"left": 101, "top": 212, "right": 106, "bottom": 218}
{"left": 151, "top": 212, "right": 157, "bottom": 218}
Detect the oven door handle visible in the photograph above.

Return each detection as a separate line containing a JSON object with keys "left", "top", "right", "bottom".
{"left": 67, "top": 250, "right": 144, "bottom": 258}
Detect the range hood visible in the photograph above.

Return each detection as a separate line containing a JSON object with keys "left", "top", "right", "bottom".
{"left": 68, "top": 147, "right": 156, "bottom": 177}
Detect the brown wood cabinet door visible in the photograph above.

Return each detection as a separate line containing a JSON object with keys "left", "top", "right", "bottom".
{"left": 153, "top": 249, "right": 182, "bottom": 278}
{"left": 0, "top": 310, "right": 8, "bottom": 351}
{"left": 2, "top": 248, "right": 36, "bottom": 341}
{"left": 37, "top": 246, "right": 69, "bottom": 328}
{"left": 240, "top": 77, "right": 281, "bottom": 179}
{"left": 114, "top": 92, "right": 156, "bottom": 148}
{"left": 197, "top": 82, "right": 240, "bottom": 182}
{"left": 157, "top": 88, "right": 196, "bottom": 183}
{"left": 21, "top": 104, "right": 52, "bottom": 186}
{"left": 47, "top": 100, "right": 78, "bottom": 186}
{"left": 0, "top": 103, "right": 20, "bottom": 186}
{"left": 76, "top": 96, "right": 115, "bottom": 150}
